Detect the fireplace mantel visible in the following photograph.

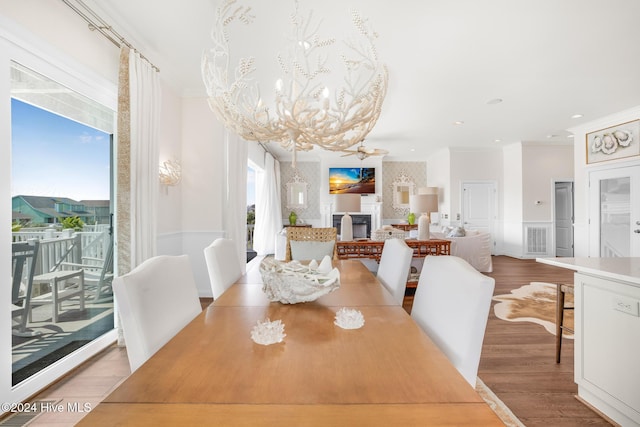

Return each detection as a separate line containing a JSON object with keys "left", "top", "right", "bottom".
{"left": 322, "top": 200, "right": 382, "bottom": 233}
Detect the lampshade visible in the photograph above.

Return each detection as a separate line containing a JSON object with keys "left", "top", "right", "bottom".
{"left": 418, "top": 186, "right": 439, "bottom": 196}
{"left": 409, "top": 194, "right": 438, "bottom": 214}
{"left": 335, "top": 194, "right": 361, "bottom": 213}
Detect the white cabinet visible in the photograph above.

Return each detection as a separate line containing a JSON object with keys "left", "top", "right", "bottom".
{"left": 575, "top": 272, "right": 640, "bottom": 426}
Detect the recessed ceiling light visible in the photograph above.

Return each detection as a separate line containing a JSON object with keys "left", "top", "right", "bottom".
{"left": 546, "top": 134, "right": 558, "bottom": 139}
{"left": 410, "top": 148, "right": 415, "bottom": 152}
{"left": 453, "top": 120, "right": 464, "bottom": 125}
{"left": 567, "top": 134, "right": 574, "bottom": 138}
{"left": 494, "top": 139, "right": 502, "bottom": 143}
{"left": 571, "top": 113, "right": 583, "bottom": 119}
{"left": 486, "top": 98, "right": 503, "bottom": 105}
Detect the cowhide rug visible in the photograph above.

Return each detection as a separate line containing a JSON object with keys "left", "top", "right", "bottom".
{"left": 493, "top": 281, "right": 573, "bottom": 338}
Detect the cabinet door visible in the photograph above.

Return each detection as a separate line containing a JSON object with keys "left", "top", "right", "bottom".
{"left": 576, "top": 273, "right": 640, "bottom": 422}
{"left": 589, "top": 165, "right": 640, "bottom": 256}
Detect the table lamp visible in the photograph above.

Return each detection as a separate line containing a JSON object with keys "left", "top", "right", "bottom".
{"left": 410, "top": 188, "right": 438, "bottom": 240}
{"left": 335, "top": 194, "right": 361, "bottom": 241}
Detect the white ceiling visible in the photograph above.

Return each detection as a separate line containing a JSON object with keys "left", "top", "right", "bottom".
{"left": 86, "top": 0, "right": 640, "bottom": 162}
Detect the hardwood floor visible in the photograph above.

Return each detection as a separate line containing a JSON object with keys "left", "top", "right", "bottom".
{"left": 479, "top": 256, "right": 612, "bottom": 426}
{"left": 10, "top": 257, "right": 613, "bottom": 426}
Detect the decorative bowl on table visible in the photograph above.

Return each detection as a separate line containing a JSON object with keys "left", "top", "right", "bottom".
{"left": 259, "top": 256, "right": 340, "bottom": 304}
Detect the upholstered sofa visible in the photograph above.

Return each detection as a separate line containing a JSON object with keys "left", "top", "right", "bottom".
{"left": 430, "top": 229, "right": 493, "bottom": 273}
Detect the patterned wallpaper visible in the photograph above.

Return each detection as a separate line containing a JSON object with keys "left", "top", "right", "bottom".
{"left": 381, "top": 161, "right": 427, "bottom": 221}
{"left": 280, "top": 161, "right": 426, "bottom": 223}
{"left": 280, "top": 161, "right": 321, "bottom": 221}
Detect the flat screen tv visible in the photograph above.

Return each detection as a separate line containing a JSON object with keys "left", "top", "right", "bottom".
{"left": 329, "top": 167, "right": 376, "bottom": 194}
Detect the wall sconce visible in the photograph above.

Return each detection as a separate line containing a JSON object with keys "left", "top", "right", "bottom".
{"left": 159, "top": 159, "right": 181, "bottom": 186}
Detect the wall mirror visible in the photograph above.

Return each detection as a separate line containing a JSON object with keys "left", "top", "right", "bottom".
{"left": 286, "top": 171, "right": 309, "bottom": 210}
{"left": 391, "top": 172, "right": 415, "bottom": 213}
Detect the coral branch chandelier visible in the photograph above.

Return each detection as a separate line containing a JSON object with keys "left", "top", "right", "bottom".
{"left": 202, "top": 0, "right": 388, "bottom": 165}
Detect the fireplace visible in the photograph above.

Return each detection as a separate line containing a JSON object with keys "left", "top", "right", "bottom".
{"left": 332, "top": 214, "right": 372, "bottom": 239}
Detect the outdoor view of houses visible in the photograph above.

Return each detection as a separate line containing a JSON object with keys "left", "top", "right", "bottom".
{"left": 10, "top": 96, "right": 114, "bottom": 386}
{"left": 12, "top": 195, "right": 110, "bottom": 230}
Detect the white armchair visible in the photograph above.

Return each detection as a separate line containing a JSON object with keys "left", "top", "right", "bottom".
{"left": 430, "top": 229, "right": 493, "bottom": 272}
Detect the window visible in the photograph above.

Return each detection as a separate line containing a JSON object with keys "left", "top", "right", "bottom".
{"left": 8, "top": 60, "right": 117, "bottom": 394}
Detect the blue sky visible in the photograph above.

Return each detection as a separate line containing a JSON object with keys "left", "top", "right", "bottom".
{"left": 247, "top": 166, "right": 256, "bottom": 207}
{"left": 11, "top": 98, "right": 111, "bottom": 201}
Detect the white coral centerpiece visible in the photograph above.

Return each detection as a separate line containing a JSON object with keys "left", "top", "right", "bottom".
{"left": 334, "top": 307, "right": 365, "bottom": 329}
{"left": 259, "top": 256, "right": 341, "bottom": 304}
{"left": 251, "top": 318, "right": 286, "bottom": 345}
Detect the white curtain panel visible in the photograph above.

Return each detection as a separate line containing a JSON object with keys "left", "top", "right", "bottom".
{"left": 253, "top": 153, "right": 283, "bottom": 255}
{"left": 128, "top": 50, "right": 160, "bottom": 268}
{"left": 223, "top": 131, "right": 248, "bottom": 271}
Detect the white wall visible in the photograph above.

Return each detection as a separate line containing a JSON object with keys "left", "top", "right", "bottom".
{"left": 157, "top": 83, "right": 183, "bottom": 236}
{"left": 0, "top": 1, "right": 118, "bottom": 84}
{"left": 426, "top": 148, "right": 451, "bottom": 221}
{"left": 176, "top": 97, "right": 227, "bottom": 294}
{"left": 502, "top": 143, "right": 524, "bottom": 256}
{"left": 180, "top": 98, "right": 225, "bottom": 232}
{"left": 522, "top": 143, "right": 574, "bottom": 222}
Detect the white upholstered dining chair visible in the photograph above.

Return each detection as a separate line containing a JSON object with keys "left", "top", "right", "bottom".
{"left": 411, "top": 255, "right": 495, "bottom": 387}
{"left": 113, "top": 254, "right": 202, "bottom": 372}
{"left": 203, "top": 238, "right": 243, "bottom": 299}
{"left": 376, "top": 238, "right": 413, "bottom": 305}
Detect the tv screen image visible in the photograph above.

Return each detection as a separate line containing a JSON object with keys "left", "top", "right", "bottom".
{"left": 329, "top": 167, "right": 375, "bottom": 194}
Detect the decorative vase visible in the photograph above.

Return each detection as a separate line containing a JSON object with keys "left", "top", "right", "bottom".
{"left": 288, "top": 211, "right": 297, "bottom": 225}
{"left": 407, "top": 212, "right": 415, "bottom": 225}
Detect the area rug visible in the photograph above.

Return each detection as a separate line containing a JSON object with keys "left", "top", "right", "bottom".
{"left": 493, "top": 281, "right": 573, "bottom": 337}
{"left": 476, "top": 378, "right": 525, "bottom": 427}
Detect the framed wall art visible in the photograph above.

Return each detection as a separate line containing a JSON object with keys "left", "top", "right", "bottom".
{"left": 586, "top": 119, "right": 640, "bottom": 164}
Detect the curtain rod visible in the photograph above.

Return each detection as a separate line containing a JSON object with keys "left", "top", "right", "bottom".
{"left": 259, "top": 142, "right": 277, "bottom": 159}
{"left": 60, "top": 0, "right": 160, "bottom": 72}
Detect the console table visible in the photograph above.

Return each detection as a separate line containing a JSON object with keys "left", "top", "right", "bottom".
{"left": 391, "top": 223, "right": 418, "bottom": 231}
{"left": 336, "top": 239, "right": 450, "bottom": 262}
{"left": 336, "top": 239, "right": 451, "bottom": 290}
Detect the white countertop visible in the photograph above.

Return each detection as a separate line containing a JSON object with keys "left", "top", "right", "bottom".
{"left": 536, "top": 257, "right": 640, "bottom": 286}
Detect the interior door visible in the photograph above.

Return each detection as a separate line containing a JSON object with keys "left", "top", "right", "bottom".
{"left": 461, "top": 181, "right": 496, "bottom": 252}
{"left": 589, "top": 165, "right": 640, "bottom": 257}
{"left": 555, "top": 181, "right": 574, "bottom": 257}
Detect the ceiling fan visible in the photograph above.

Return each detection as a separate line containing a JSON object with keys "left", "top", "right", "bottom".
{"left": 341, "top": 141, "right": 389, "bottom": 160}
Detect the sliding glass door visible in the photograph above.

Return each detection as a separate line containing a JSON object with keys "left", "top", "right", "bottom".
{"left": 2, "top": 38, "right": 118, "bottom": 406}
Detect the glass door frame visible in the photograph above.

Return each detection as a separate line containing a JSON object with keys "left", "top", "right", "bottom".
{"left": 588, "top": 164, "right": 640, "bottom": 257}
{"left": 1, "top": 24, "right": 118, "bottom": 407}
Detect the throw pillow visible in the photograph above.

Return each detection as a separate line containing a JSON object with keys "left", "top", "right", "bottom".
{"left": 446, "top": 226, "right": 466, "bottom": 237}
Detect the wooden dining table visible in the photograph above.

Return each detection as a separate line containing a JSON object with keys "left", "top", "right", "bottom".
{"left": 77, "top": 259, "right": 504, "bottom": 426}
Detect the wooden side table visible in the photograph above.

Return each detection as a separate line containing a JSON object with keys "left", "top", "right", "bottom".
{"left": 336, "top": 239, "right": 450, "bottom": 262}
{"left": 390, "top": 224, "right": 417, "bottom": 231}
